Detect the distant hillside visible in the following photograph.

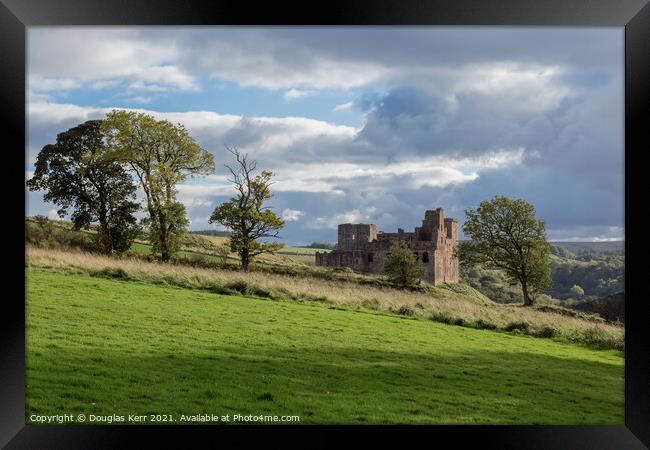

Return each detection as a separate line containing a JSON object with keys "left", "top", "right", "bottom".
{"left": 550, "top": 241, "right": 624, "bottom": 254}
{"left": 462, "top": 240, "right": 624, "bottom": 304}
{"left": 189, "top": 229, "right": 233, "bottom": 237}
{"left": 460, "top": 240, "right": 624, "bottom": 255}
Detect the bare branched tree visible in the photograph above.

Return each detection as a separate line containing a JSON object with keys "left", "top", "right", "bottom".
{"left": 209, "top": 146, "right": 285, "bottom": 271}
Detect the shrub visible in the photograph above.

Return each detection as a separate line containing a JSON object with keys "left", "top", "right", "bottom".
{"left": 471, "top": 319, "right": 497, "bottom": 330}
{"left": 225, "top": 280, "right": 251, "bottom": 295}
{"left": 383, "top": 241, "right": 424, "bottom": 288}
{"left": 570, "top": 284, "right": 585, "bottom": 297}
{"left": 430, "top": 311, "right": 454, "bottom": 325}
{"left": 504, "top": 321, "right": 530, "bottom": 332}
{"left": 536, "top": 325, "right": 558, "bottom": 338}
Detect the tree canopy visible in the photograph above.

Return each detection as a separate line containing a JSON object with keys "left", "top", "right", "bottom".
{"left": 460, "top": 196, "right": 551, "bottom": 306}
{"left": 26, "top": 119, "right": 140, "bottom": 254}
{"left": 102, "top": 110, "right": 215, "bottom": 261}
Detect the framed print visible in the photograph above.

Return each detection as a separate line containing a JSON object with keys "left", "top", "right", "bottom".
{"left": 2, "top": 0, "right": 649, "bottom": 447}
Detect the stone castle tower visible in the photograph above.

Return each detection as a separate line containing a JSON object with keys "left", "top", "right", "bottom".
{"left": 315, "top": 208, "right": 459, "bottom": 285}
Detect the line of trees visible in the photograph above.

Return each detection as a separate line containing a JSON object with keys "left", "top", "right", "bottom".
{"left": 27, "top": 111, "right": 285, "bottom": 270}
{"left": 27, "top": 113, "right": 552, "bottom": 301}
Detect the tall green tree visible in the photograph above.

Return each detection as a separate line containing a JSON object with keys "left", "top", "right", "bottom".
{"left": 102, "top": 110, "right": 215, "bottom": 261}
{"left": 209, "top": 147, "right": 284, "bottom": 271}
{"left": 383, "top": 241, "right": 424, "bottom": 288}
{"left": 26, "top": 120, "right": 140, "bottom": 254}
{"left": 460, "top": 196, "right": 552, "bottom": 306}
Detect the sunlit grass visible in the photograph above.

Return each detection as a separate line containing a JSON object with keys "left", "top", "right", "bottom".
{"left": 26, "top": 268, "right": 624, "bottom": 424}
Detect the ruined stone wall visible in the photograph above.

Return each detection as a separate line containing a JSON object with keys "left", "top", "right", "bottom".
{"left": 316, "top": 209, "right": 459, "bottom": 285}
{"left": 337, "top": 223, "right": 377, "bottom": 251}
{"left": 443, "top": 218, "right": 459, "bottom": 282}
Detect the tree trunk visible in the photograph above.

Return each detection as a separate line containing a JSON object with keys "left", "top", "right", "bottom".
{"left": 98, "top": 208, "right": 111, "bottom": 254}
{"left": 241, "top": 248, "right": 250, "bottom": 272}
{"left": 159, "top": 212, "right": 170, "bottom": 262}
{"left": 521, "top": 279, "right": 533, "bottom": 306}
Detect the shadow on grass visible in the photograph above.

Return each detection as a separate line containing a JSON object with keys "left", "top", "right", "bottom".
{"left": 26, "top": 344, "right": 623, "bottom": 425}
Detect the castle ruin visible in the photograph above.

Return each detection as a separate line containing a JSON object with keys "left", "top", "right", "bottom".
{"left": 315, "top": 208, "right": 459, "bottom": 285}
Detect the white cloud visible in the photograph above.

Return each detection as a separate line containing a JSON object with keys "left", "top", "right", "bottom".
{"left": 283, "top": 89, "right": 317, "bottom": 100}
{"left": 125, "top": 96, "right": 153, "bottom": 104}
{"left": 47, "top": 209, "right": 60, "bottom": 220}
{"left": 281, "top": 209, "right": 304, "bottom": 221}
{"left": 30, "top": 76, "right": 83, "bottom": 91}
{"left": 127, "top": 81, "right": 170, "bottom": 93}
{"left": 451, "top": 62, "right": 571, "bottom": 113}
{"left": 28, "top": 28, "right": 198, "bottom": 93}
{"left": 309, "top": 207, "right": 378, "bottom": 230}
{"left": 90, "top": 79, "right": 122, "bottom": 90}
{"left": 176, "top": 182, "right": 235, "bottom": 205}
{"left": 332, "top": 101, "right": 354, "bottom": 112}
{"left": 136, "top": 65, "right": 199, "bottom": 92}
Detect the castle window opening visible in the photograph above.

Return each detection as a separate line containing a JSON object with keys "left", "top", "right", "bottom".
{"left": 422, "top": 252, "right": 429, "bottom": 262}
{"left": 367, "top": 253, "right": 373, "bottom": 263}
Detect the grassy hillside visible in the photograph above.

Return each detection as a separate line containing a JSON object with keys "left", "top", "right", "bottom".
{"left": 28, "top": 248, "right": 623, "bottom": 351}
{"left": 25, "top": 217, "right": 315, "bottom": 270}
{"left": 27, "top": 218, "right": 623, "bottom": 303}
{"left": 26, "top": 268, "right": 623, "bottom": 424}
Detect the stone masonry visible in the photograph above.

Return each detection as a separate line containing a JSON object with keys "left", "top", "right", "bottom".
{"left": 315, "top": 208, "right": 459, "bottom": 285}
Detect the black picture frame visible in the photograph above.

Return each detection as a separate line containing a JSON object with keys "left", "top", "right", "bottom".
{"left": 2, "top": 0, "right": 648, "bottom": 447}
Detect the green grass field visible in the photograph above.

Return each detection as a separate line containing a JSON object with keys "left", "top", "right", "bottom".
{"left": 26, "top": 268, "right": 624, "bottom": 424}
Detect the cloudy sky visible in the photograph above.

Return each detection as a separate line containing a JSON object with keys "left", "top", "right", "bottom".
{"left": 26, "top": 27, "right": 624, "bottom": 245}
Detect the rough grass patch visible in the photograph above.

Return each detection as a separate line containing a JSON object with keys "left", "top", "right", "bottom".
{"left": 504, "top": 321, "right": 530, "bottom": 332}
{"left": 361, "top": 298, "right": 380, "bottom": 310}
{"left": 394, "top": 306, "right": 415, "bottom": 316}
{"left": 471, "top": 319, "right": 498, "bottom": 330}
{"left": 429, "top": 311, "right": 464, "bottom": 326}
{"left": 91, "top": 267, "right": 133, "bottom": 281}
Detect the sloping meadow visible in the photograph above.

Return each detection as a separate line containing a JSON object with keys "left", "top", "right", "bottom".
{"left": 26, "top": 247, "right": 624, "bottom": 351}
